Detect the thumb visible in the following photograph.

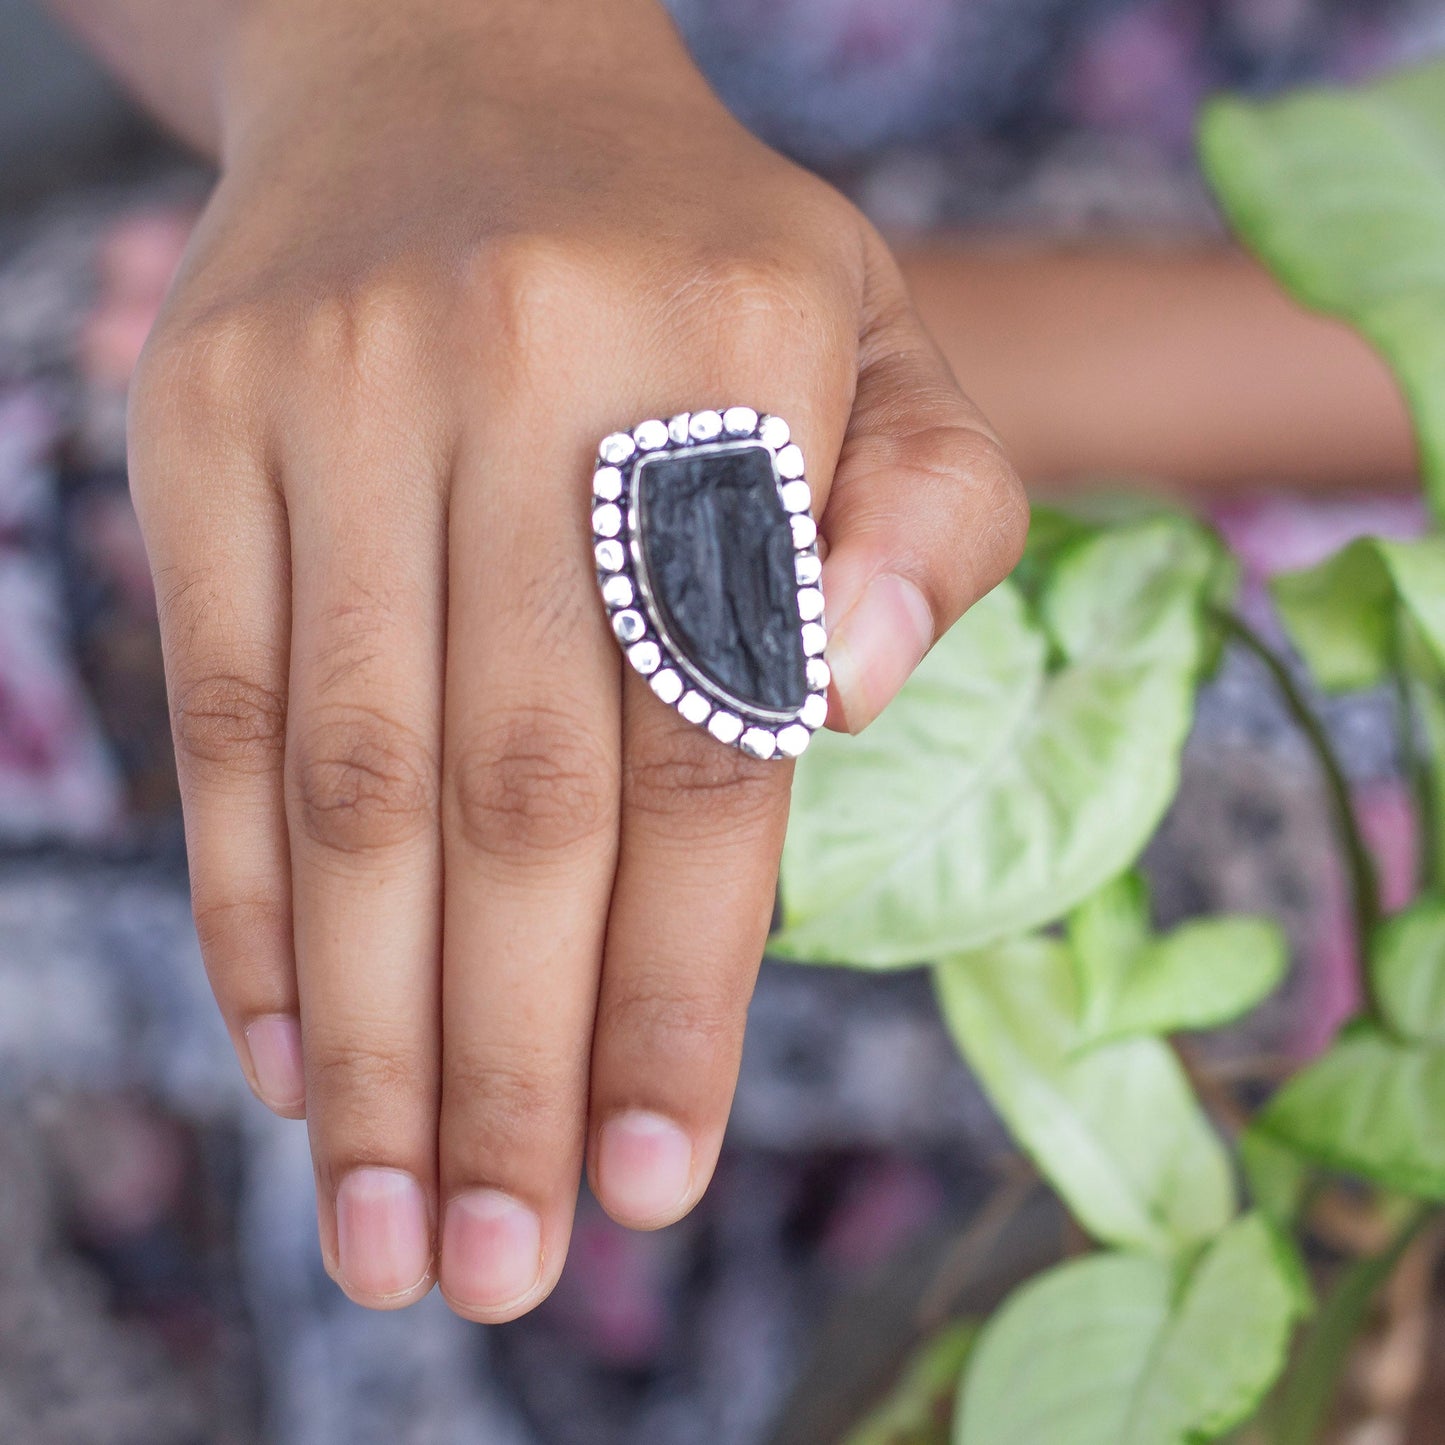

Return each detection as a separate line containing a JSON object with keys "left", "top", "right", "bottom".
{"left": 820, "top": 239, "right": 1029, "bottom": 733}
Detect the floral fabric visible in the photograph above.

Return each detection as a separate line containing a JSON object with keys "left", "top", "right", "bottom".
{"left": 1, "top": 2, "right": 1442, "bottom": 1441}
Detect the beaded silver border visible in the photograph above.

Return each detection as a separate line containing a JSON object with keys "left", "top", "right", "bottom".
{"left": 591, "top": 408, "right": 829, "bottom": 761}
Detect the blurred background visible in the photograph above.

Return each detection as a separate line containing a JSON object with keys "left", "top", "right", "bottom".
{"left": 3, "top": 1, "right": 1445, "bottom": 1442}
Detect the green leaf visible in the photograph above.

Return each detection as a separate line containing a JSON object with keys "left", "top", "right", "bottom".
{"left": 1009, "top": 505, "right": 1093, "bottom": 607}
{"left": 775, "top": 516, "right": 1226, "bottom": 966}
{"left": 1378, "top": 538, "right": 1445, "bottom": 665}
{"left": 1374, "top": 895, "right": 1445, "bottom": 1042}
{"left": 1261, "top": 896, "right": 1445, "bottom": 1194}
{"left": 1270, "top": 536, "right": 1445, "bottom": 693}
{"left": 1200, "top": 62, "right": 1445, "bottom": 518}
{"left": 1070, "top": 876, "right": 1289, "bottom": 1045}
{"left": 1239, "top": 1126, "right": 1311, "bottom": 1231}
{"left": 1271, "top": 542, "right": 1404, "bottom": 692}
{"left": 1107, "top": 918, "right": 1288, "bottom": 1041}
{"left": 935, "top": 937, "right": 1235, "bottom": 1254}
{"left": 955, "top": 1215, "right": 1306, "bottom": 1445}
{"left": 1259, "top": 1022, "right": 1445, "bottom": 1198}
{"left": 1068, "top": 871, "right": 1153, "bottom": 999}
{"left": 1410, "top": 660, "right": 1445, "bottom": 889}
{"left": 845, "top": 1320, "right": 978, "bottom": 1445}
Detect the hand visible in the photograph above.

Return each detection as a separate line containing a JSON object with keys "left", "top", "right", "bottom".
{"left": 128, "top": 0, "right": 1026, "bottom": 1319}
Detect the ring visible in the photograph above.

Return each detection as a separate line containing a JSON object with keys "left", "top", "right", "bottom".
{"left": 591, "top": 408, "right": 829, "bottom": 760}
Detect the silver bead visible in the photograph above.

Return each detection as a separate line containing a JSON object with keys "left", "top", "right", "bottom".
{"left": 595, "top": 539, "right": 625, "bottom": 572}
{"left": 651, "top": 669, "right": 684, "bottom": 704}
{"left": 601, "top": 574, "right": 634, "bottom": 608}
{"left": 593, "top": 466, "right": 624, "bottom": 501}
{"left": 689, "top": 410, "right": 723, "bottom": 442}
{"left": 628, "top": 640, "right": 661, "bottom": 675}
{"left": 806, "top": 657, "right": 831, "bottom": 690}
{"left": 723, "top": 406, "right": 759, "bottom": 436}
{"left": 795, "top": 553, "right": 822, "bottom": 586}
{"left": 634, "top": 418, "right": 669, "bottom": 452}
{"left": 781, "top": 480, "right": 812, "bottom": 514}
{"left": 776, "top": 723, "right": 811, "bottom": 757}
{"left": 613, "top": 610, "right": 646, "bottom": 643}
{"left": 800, "top": 693, "right": 829, "bottom": 729}
{"left": 668, "top": 413, "right": 692, "bottom": 445}
{"left": 758, "top": 414, "right": 790, "bottom": 450}
{"left": 679, "top": 690, "right": 712, "bottom": 725}
{"left": 801, "top": 622, "right": 827, "bottom": 656}
{"left": 600, "top": 432, "right": 636, "bottom": 465}
{"left": 592, "top": 503, "right": 622, "bottom": 538}
{"left": 791, "top": 515, "right": 818, "bottom": 548}
{"left": 739, "top": 728, "right": 777, "bottom": 760}
{"left": 797, "top": 587, "right": 825, "bottom": 621}
{"left": 707, "top": 711, "right": 744, "bottom": 744}
{"left": 776, "top": 444, "right": 806, "bottom": 479}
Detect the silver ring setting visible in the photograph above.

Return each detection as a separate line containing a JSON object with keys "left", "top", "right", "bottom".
{"left": 592, "top": 409, "right": 829, "bottom": 760}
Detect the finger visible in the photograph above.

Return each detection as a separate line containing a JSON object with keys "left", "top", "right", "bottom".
{"left": 590, "top": 368, "right": 855, "bottom": 1230}
{"left": 592, "top": 706, "right": 790, "bottom": 1227}
{"left": 821, "top": 234, "right": 1030, "bottom": 734}
{"left": 436, "top": 402, "right": 623, "bottom": 1324}
{"left": 128, "top": 349, "right": 302, "bottom": 1119}
{"left": 282, "top": 399, "right": 449, "bottom": 1311}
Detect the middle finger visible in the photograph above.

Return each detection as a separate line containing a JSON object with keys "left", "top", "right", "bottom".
{"left": 437, "top": 400, "right": 623, "bottom": 1322}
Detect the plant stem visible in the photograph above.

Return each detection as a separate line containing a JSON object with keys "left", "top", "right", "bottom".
{"left": 1264, "top": 1206, "right": 1433, "bottom": 1445}
{"left": 1395, "top": 666, "right": 1439, "bottom": 891}
{"left": 1216, "top": 610, "right": 1382, "bottom": 976}
{"left": 1392, "top": 608, "right": 1445, "bottom": 893}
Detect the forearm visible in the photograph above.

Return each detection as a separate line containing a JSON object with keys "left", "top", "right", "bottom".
{"left": 44, "top": 0, "right": 684, "bottom": 163}
{"left": 900, "top": 242, "right": 1417, "bottom": 495}
{"left": 44, "top": 0, "right": 237, "bottom": 154}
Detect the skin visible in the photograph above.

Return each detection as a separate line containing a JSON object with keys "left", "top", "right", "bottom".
{"left": 53, "top": 0, "right": 1026, "bottom": 1318}
{"left": 900, "top": 243, "right": 1416, "bottom": 493}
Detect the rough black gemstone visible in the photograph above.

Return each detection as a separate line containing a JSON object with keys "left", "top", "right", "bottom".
{"left": 636, "top": 444, "right": 807, "bottom": 713}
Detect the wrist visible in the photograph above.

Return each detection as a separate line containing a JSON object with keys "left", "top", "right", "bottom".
{"left": 216, "top": 0, "right": 700, "bottom": 169}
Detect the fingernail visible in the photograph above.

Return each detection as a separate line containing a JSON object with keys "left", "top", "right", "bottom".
{"left": 244, "top": 1014, "right": 305, "bottom": 1111}
{"left": 335, "top": 1168, "right": 432, "bottom": 1300}
{"left": 441, "top": 1190, "right": 543, "bottom": 1312}
{"left": 595, "top": 1111, "right": 694, "bottom": 1225}
{"left": 825, "top": 573, "right": 934, "bottom": 733}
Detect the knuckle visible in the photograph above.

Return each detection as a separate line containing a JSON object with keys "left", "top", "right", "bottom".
{"left": 991, "top": 466, "right": 1031, "bottom": 579}
{"left": 625, "top": 729, "right": 782, "bottom": 829}
{"left": 191, "top": 892, "right": 289, "bottom": 973}
{"left": 172, "top": 669, "right": 287, "bottom": 774}
{"left": 291, "top": 707, "right": 437, "bottom": 855}
{"left": 448, "top": 709, "right": 614, "bottom": 862}
{"left": 888, "top": 421, "right": 1030, "bottom": 611}
{"left": 878, "top": 421, "right": 1028, "bottom": 615}
{"left": 602, "top": 973, "right": 745, "bottom": 1060}
{"left": 922, "top": 422, "right": 1029, "bottom": 582}
{"left": 310, "top": 1037, "right": 426, "bottom": 1101}
{"left": 465, "top": 235, "right": 599, "bottom": 359}
{"left": 894, "top": 419, "right": 1013, "bottom": 506}
{"left": 446, "top": 1047, "right": 577, "bottom": 1148}
{"left": 129, "top": 306, "right": 269, "bottom": 442}
{"left": 296, "top": 278, "right": 423, "bottom": 393}
{"left": 685, "top": 248, "right": 831, "bottom": 349}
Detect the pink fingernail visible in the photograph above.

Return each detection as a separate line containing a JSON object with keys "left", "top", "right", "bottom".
{"left": 335, "top": 1168, "right": 432, "bottom": 1301}
{"left": 441, "top": 1190, "right": 543, "bottom": 1312}
{"left": 595, "top": 1111, "right": 694, "bottom": 1226}
{"left": 244, "top": 1015, "right": 305, "bottom": 1111}
{"left": 825, "top": 573, "right": 934, "bottom": 733}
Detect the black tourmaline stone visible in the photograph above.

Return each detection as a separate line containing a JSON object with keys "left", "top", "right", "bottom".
{"left": 636, "top": 444, "right": 807, "bottom": 713}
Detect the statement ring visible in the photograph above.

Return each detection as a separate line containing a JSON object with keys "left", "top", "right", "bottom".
{"left": 591, "top": 408, "right": 829, "bottom": 760}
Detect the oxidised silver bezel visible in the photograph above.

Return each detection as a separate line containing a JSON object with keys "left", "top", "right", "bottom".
{"left": 591, "top": 409, "right": 829, "bottom": 760}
